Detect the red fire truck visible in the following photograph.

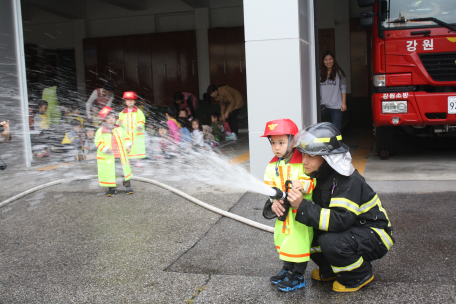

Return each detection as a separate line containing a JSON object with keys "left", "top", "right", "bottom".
{"left": 359, "top": 0, "right": 456, "bottom": 157}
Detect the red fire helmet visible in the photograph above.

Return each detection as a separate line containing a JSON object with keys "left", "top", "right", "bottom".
{"left": 123, "top": 91, "right": 138, "bottom": 100}
{"left": 99, "top": 106, "right": 114, "bottom": 121}
{"left": 260, "top": 119, "right": 299, "bottom": 137}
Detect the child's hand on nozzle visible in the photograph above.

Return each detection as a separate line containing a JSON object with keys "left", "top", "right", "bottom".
{"left": 107, "top": 148, "right": 113, "bottom": 154}
{"left": 288, "top": 188, "right": 303, "bottom": 208}
{"left": 126, "top": 146, "right": 131, "bottom": 153}
{"left": 291, "top": 180, "right": 303, "bottom": 191}
{"left": 271, "top": 199, "right": 286, "bottom": 217}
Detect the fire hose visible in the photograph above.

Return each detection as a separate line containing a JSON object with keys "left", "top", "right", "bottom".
{"left": 0, "top": 175, "right": 275, "bottom": 233}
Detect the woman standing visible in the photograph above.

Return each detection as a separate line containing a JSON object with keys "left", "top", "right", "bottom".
{"left": 320, "top": 51, "right": 347, "bottom": 132}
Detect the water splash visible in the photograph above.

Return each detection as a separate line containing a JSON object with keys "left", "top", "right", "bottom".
{"left": 143, "top": 144, "right": 275, "bottom": 197}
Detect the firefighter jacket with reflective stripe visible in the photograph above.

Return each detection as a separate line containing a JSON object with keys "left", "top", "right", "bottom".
{"left": 263, "top": 149, "right": 315, "bottom": 263}
{"left": 118, "top": 107, "right": 146, "bottom": 159}
{"left": 295, "top": 165, "right": 394, "bottom": 249}
{"left": 95, "top": 126, "right": 132, "bottom": 187}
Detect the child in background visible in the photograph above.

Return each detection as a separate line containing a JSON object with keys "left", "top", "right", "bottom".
{"left": 261, "top": 119, "right": 315, "bottom": 292}
{"left": 61, "top": 120, "right": 84, "bottom": 162}
{"left": 201, "top": 116, "right": 218, "bottom": 147}
{"left": 32, "top": 99, "right": 51, "bottom": 158}
{"left": 178, "top": 108, "right": 192, "bottom": 125}
{"left": 95, "top": 106, "right": 133, "bottom": 196}
{"left": 165, "top": 107, "right": 181, "bottom": 145}
{"left": 210, "top": 112, "right": 225, "bottom": 142}
{"left": 83, "top": 126, "right": 97, "bottom": 160}
{"left": 69, "top": 107, "right": 86, "bottom": 143}
{"left": 69, "top": 107, "right": 85, "bottom": 128}
{"left": 191, "top": 118, "right": 206, "bottom": 149}
{"left": 118, "top": 91, "right": 146, "bottom": 167}
{"left": 178, "top": 118, "right": 192, "bottom": 152}
{"left": 34, "top": 99, "right": 50, "bottom": 131}
{"left": 155, "top": 121, "right": 173, "bottom": 159}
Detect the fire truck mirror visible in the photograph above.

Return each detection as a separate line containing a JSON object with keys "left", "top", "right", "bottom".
{"left": 360, "top": 11, "right": 375, "bottom": 27}
{"left": 358, "top": 0, "right": 376, "bottom": 8}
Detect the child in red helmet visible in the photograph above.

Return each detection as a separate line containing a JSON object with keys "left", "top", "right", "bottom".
{"left": 118, "top": 91, "right": 146, "bottom": 167}
{"left": 261, "top": 118, "right": 315, "bottom": 292}
{"left": 95, "top": 106, "right": 133, "bottom": 196}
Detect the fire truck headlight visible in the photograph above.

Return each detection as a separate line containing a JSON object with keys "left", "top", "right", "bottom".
{"left": 382, "top": 101, "right": 407, "bottom": 114}
{"left": 373, "top": 75, "right": 386, "bottom": 87}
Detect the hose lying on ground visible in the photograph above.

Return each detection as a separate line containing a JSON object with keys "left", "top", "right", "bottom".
{"left": 0, "top": 175, "right": 274, "bottom": 233}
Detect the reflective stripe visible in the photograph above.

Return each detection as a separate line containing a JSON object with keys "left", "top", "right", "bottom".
{"left": 359, "top": 195, "right": 379, "bottom": 214}
{"left": 315, "top": 135, "right": 342, "bottom": 143}
{"left": 377, "top": 199, "right": 392, "bottom": 227}
{"left": 97, "top": 142, "right": 103, "bottom": 148}
{"left": 279, "top": 166, "right": 285, "bottom": 191}
{"left": 319, "top": 208, "right": 330, "bottom": 231}
{"left": 113, "top": 129, "right": 128, "bottom": 166}
{"left": 100, "top": 181, "right": 116, "bottom": 185}
{"left": 310, "top": 246, "right": 322, "bottom": 253}
{"left": 264, "top": 181, "right": 276, "bottom": 186}
{"left": 330, "top": 198, "right": 360, "bottom": 215}
{"left": 96, "top": 156, "right": 105, "bottom": 160}
{"left": 331, "top": 256, "right": 363, "bottom": 273}
{"left": 371, "top": 228, "right": 394, "bottom": 250}
{"left": 279, "top": 251, "right": 310, "bottom": 258}
{"left": 316, "top": 137, "right": 330, "bottom": 143}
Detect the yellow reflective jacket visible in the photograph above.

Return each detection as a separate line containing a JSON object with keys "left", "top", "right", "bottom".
{"left": 118, "top": 107, "right": 146, "bottom": 159}
{"left": 264, "top": 149, "right": 315, "bottom": 263}
{"left": 95, "top": 126, "right": 132, "bottom": 187}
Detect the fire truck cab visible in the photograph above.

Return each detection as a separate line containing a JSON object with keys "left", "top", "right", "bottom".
{"left": 359, "top": 0, "right": 456, "bottom": 157}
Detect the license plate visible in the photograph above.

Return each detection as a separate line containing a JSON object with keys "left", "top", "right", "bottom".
{"left": 449, "top": 97, "right": 456, "bottom": 114}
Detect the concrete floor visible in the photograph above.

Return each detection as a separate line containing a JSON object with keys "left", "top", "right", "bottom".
{"left": 1, "top": 129, "right": 456, "bottom": 303}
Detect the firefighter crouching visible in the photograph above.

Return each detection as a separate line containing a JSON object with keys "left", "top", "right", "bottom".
{"left": 269, "top": 122, "right": 395, "bottom": 293}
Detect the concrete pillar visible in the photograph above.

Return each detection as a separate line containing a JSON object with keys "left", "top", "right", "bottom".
{"left": 195, "top": 8, "right": 211, "bottom": 99}
{"left": 73, "top": 19, "right": 87, "bottom": 105}
{"left": 244, "top": 0, "right": 318, "bottom": 179}
{"left": 0, "top": 0, "right": 32, "bottom": 168}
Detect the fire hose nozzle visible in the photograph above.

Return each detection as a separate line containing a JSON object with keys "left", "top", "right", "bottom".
{"left": 269, "top": 187, "right": 287, "bottom": 200}
{"left": 269, "top": 181, "right": 292, "bottom": 200}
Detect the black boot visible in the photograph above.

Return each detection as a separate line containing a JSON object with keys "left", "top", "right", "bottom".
{"left": 123, "top": 180, "right": 133, "bottom": 194}
{"left": 107, "top": 187, "right": 117, "bottom": 197}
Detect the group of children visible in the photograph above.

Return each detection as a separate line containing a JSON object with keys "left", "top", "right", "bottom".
{"left": 32, "top": 90, "right": 238, "bottom": 196}
{"left": 32, "top": 99, "right": 103, "bottom": 161}
{"left": 32, "top": 89, "right": 236, "bottom": 163}
{"left": 145, "top": 105, "right": 236, "bottom": 159}
{"left": 262, "top": 118, "right": 316, "bottom": 292}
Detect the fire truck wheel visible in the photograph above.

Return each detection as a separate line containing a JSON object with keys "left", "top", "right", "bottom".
{"left": 376, "top": 126, "right": 396, "bottom": 157}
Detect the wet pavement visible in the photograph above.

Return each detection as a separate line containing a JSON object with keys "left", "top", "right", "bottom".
{"left": 1, "top": 130, "right": 456, "bottom": 303}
